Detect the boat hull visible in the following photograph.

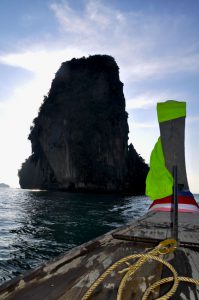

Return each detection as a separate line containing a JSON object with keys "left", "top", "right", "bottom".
{"left": 0, "top": 211, "right": 199, "bottom": 300}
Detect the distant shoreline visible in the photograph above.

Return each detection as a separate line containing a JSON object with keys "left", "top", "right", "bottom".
{"left": 0, "top": 183, "right": 10, "bottom": 188}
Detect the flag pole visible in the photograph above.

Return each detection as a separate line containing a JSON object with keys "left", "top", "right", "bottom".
{"left": 173, "top": 165, "right": 178, "bottom": 242}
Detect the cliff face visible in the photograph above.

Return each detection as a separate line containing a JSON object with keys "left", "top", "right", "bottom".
{"left": 126, "top": 144, "right": 149, "bottom": 194}
{"left": 18, "top": 55, "right": 148, "bottom": 193}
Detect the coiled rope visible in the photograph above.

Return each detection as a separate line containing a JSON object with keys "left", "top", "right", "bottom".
{"left": 82, "top": 239, "right": 199, "bottom": 300}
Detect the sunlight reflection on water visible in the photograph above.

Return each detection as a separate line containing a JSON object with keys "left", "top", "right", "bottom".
{"left": 0, "top": 188, "right": 150, "bottom": 283}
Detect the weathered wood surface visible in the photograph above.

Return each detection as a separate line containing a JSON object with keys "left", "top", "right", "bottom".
{"left": 160, "top": 117, "right": 189, "bottom": 189}
{"left": 114, "top": 211, "right": 199, "bottom": 244}
{"left": 0, "top": 211, "right": 199, "bottom": 300}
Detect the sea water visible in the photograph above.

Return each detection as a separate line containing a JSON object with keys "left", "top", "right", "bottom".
{"left": 0, "top": 188, "right": 198, "bottom": 284}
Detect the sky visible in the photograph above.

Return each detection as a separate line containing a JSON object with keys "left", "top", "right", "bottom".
{"left": 0, "top": 0, "right": 199, "bottom": 192}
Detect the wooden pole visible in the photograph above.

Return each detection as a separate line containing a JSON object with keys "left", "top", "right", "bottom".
{"left": 173, "top": 165, "right": 178, "bottom": 242}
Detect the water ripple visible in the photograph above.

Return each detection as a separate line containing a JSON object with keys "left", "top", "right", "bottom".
{"left": 0, "top": 188, "right": 198, "bottom": 284}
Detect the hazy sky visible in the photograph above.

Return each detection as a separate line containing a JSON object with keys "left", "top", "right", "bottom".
{"left": 0, "top": 0, "right": 199, "bottom": 192}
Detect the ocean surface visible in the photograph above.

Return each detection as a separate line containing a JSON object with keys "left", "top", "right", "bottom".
{"left": 0, "top": 189, "right": 198, "bottom": 285}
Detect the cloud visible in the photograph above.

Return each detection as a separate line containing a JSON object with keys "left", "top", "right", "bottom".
{"left": 187, "top": 115, "right": 199, "bottom": 123}
{"left": 49, "top": 0, "right": 199, "bottom": 84}
{"left": 50, "top": 0, "right": 126, "bottom": 36}
{"left": 50, "top": 2, "right": 91, "bottom": 35}
{"left": 121, "top": 53, "right": 199, "bottom": 84}
{"left": 2, "top": 1, "right": 199, "bottom": 84}
{"left": 132, "top": 121, "right": 157, "bottom": 129}
{"left": 0, "top": 48, "right": 84, "bottom": 75}
{"left": 126, "top": 93, "right": 157, "bottom": 110}
{"left": 126, "top": 90, "right": 181, "bottom": 110}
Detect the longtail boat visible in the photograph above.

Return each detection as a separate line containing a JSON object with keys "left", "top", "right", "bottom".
{"left": 0, "top": 100, "right": 199, "bottom": 300}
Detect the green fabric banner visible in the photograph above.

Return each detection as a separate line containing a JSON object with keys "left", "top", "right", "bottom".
{"left": 145, "top": 137, "right": 173, "bottom": 200}
{"left": 157, "top": 100, "right": 186, "bottom": 123}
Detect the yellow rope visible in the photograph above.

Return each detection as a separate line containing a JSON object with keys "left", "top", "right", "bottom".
{"left": 81, "top": 239, "right": 199, "bottom": 300}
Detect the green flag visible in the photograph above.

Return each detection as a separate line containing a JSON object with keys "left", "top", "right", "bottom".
{"left": 146, "top": 100, "right": 187, "bottom": 200}
{"left": 146, "top": 137, "right": 173, "bottom": 200}
{"left": 157, "top": 100, "right": 186, "bottom": 123}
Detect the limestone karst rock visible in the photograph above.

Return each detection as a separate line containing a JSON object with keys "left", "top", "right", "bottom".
{"left": 18, "top": 55, "right": 148, "bottom": 193}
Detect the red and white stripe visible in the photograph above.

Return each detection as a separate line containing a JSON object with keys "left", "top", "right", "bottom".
{"left": 149, "top": 195, "right": 199, "bottom": 213}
